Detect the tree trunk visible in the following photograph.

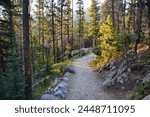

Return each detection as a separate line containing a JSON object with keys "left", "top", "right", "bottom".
{"left": 61, "top": 1, "right": 64, "bottom": 62}
{"left": 42, "top": 2, "right": 45, "bottom": 64}
{"left": 116, "top": 12, "right": 120, "bottom": 34}
{"left": 52, "top": 0, "right": 56, "bottom": 63}
{"left": 0, "top": 36, "right": 5, "bottom": 73}
{"left": 134, "top": 0, "right": 143, "bottom": 54}
{"left": 71, "top": 0, "right": 74, "bottom": 50}
{"left": 147, "top": 0, "right": 150, "bottom": 35}
{"left": 38, "top": 0, "right": 41, "bottom": 44}
{"left": 111, "top": 0, "right": 115, "bottom": 30}
{"left": 123, "top": 0, "right": 127, "bottom": 63}
{"left": 23, "top": 0, "right": 32, "bottom": 99}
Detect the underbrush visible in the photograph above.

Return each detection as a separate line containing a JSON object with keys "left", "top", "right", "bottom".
{"left": 90, "top": 56, "right": 104, "bottom": 70}
{"left": 52, "top": 60, "right": 72, "bottom": 76}
{"left": 32, "top": 77, "right": 52, "bottom": 99}
{"left": 132, "top": 82, "right": 150, "bottom": 100}
{"left": 32, "top": 60, "right": 72, "bottom": 99}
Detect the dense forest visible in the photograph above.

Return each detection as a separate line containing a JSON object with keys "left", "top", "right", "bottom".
{"left": 0, "top": 0, "right": 150, "bottom": 100}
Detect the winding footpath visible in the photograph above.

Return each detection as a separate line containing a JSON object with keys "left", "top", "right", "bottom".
{"left": 65, "top": 53, "right": 131, "bottom": 100}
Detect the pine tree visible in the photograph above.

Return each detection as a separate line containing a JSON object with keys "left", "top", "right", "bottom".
{"left": 98, "top": 15, "right": 117, "bottom": 62}
{"left": 76, "top": 0, "right": 85, "bottom": 56}
{"left": 23, "top": 0, "right": 32, "bottom": 99}
{"left": 0, "top": 48, "right": 25, "bottom": 99}
{"left": 0, "top": 0, "right": 25, "bottom": 99}
{"left": 64, "top": 0, "right": 72, "bottom": 59}
{"left": 88, "top": 0, "right": 100, "bottom": 48}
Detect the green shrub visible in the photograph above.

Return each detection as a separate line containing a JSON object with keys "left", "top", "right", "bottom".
{"left": 81, "top": 50, "right": 87, "bottom": 56}
{"left": 32, "top": 77, "right": 52, "bottom": 99}
{"left": 52, "top": 60, "right": 72, "bottom": 76}
{"left": 92, "top": 47, "right": 101, "bottom": 56}
{"left": 132, "top": 82, "right": 150, "bottom": 100}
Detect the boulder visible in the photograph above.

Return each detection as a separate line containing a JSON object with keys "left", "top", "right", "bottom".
{"left": 63, "top": 77, "right": 69, "bottom": 81}
{"left": 64, "top": 67, "right": 75, "bottom": 74}
{"left": 54, "top": 82, "right": 68, "bottom": 92}
{"left": 117, "top": 72, "right": 128, "bottom": 84}
{"left": 54, "top": 90, "right": 67, "bottom": 98}
{"left": 109, "top": 60, "right": 116, "bottom": 67}
{"left": 44, "top": 89, "right": 53, "bottom": 94}
{"left": 110, "top": 66, "right": 117, "bottom": 71}
{"left": 40, "top": 94, "right": 58, "bottom": 100}
{"left": 99, "top": 64, "right": 106, "bottom": 73}
{"left": 102, "top": 77, "right": 114, "bottom": 88}
{"left": 117, "top": 65, "right": 127, "bottom": 76}
{"left": 143, "top": 94, "right": 150, "bottom": 100}
{"left": 99, "top": 60, "right": 119, "bottom": 73}
{"left": 142, "top": 73, "right": 150, "bottom": 83}
{"left": 102, "top": 61, "right": 131, "bottom": 88}
{"left": 121, "top": 87, "right": 125, "bottom": 90}
{"left": 53, "top": 78, "right": 62, "bottom": 87}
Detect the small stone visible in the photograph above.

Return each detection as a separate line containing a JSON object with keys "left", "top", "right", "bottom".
{"left": 40, "top": 94, "right": 58, "bottom": 100}
{"left": 110, "top": 66, "right": 117, "bottom": 71}
{"left": 54, "top": 90, "right": 66, "bottom": 98}
{"left": 99, "top": 64, "right": 106, "bottom": 73}
{"left": 127, "top": 68, "right": 132, "bottom": 73}
{"left": 121, "top": 87, "right": 125, "bottom": 90}
{"left": 64, "top": 67, "right": 75, "bottom": 74}
{"left": 63, "top": 77, "right": 69, "bottom": 81}
{"left": 142, "top": 73, "right": 150, "bottom": 83}
{"left": 102, "top": 77, "right": 113, "bottom": 88}
{"left": 143, "top": 94, "right": 150, "bottom": 100}
{"left": 135, "top": 80, "right": 140, "bottom": 85}
{"left": 54, "top": 82, "right": 68, "bottom": 92}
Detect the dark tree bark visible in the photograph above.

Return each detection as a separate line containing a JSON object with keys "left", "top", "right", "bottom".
{"left": 42, "top": 1, "right": 45, "bottom": 63}
{"left": 147, "top": 0, "right": 150, "bottom": 34}
{"left": 60, "top": 0, "right": 64, "bottom": 62}
{"left": 38, "top": 0, "right": 41, "bottom": 45}
{"left": 134, "top": 0, "right": 143, "bottom": 54}
{"left": 123, "top": 0, "right": 128, "bottom": 63}
{"left": 71, "top": 0, "right": 74, "bottom": 50}
{"left": 116, "top": 12, "right": 120, "bottom": 33}
{"left": 0, "top": 36, "right": 5, "bottom": 73}
{"left": 23, "top": 0, "right": 32, "bottom": 99}
{"left": 52, "top": 0, "right": 56, "bottom": 63}
{"left": 111, "top": 0, "right": 115, "bottom": 30}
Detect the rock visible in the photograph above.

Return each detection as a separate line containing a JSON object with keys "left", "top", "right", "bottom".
{"left": 63, "top": 77, "right": 69, "bottom": 81}
{"left": 121, "top": 87, "right": 125, "bottom": 90}
{"left": 99, "top": 64, "right": 106, "bottom": 73}
{"left": 54, "top": 90, "right": 66, "bottom": 98}
{"left": 110, "top": 66, "right": 117, "bottom": 71}
{"left": 53, "top": 78, "right": 62, "bottom": 87}
{"left": 44, "top": 89, "right": 53, "bottom": 94}
{"left": 127, "top": 68, "right": 132, "bottom": 73}
{"left": 54, "top": 82, "right": 68, "bottom": 92}
{"left": 105, "top": 62, "right": 110, "bottom": 68}
{"left": 117, "top": 73, "right": 128, "bottom": 84}
{"left": 117, "top": 77, "right": 124, "bottom": 84}
{"left": 142, "top": 73, "right": 150, "bottom": 83}
{"left": 64, "top": 67, "right": 75, "bottom": 74}
{"left": 135, "top": 80, "right": 140, "bottom": 85}
{"left": 109, "top": 61, "right": 116, "bottom": 67}
{"left": 143, "top": 94, "right": 150, "bottom": 100}
{"left": 99, "top": 60, "right": 119, "bottom": 73}
{"left": 40, "top": 94, "right": 58, "bottom": 100}
{"left": 102, "top": 77, "right": 114, "bottom": 88}
{"left": 117, "top": 65, "right": 127, "bottom": 75}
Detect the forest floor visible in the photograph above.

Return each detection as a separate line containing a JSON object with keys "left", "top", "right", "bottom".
{"left": 65, "top": 53, "right": 132, "bottom": 100}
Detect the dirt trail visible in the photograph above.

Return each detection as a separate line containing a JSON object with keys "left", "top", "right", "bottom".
{"left": 65, "top": 53, "right": 131, "bottom": 100}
